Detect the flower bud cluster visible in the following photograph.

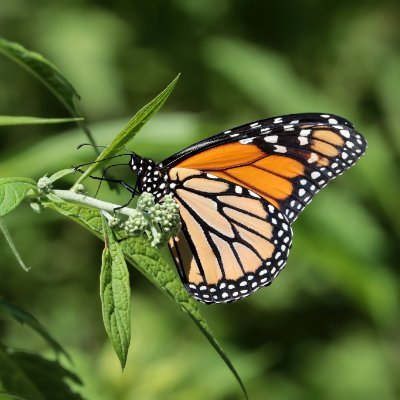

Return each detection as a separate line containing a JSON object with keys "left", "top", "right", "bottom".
{"left": 122, "top": 193, "right": 181, "bottom": 248}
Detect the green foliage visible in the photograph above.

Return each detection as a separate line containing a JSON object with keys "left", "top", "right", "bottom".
{"left": 0, "top": 37, "right": 100, "bottom": 159}
{"left": 0, "top": 178, "right": 36, "bottom": 217}
{"left": 0, "top": 3, "right": 399, "bottom": 399}
{"left": 0, "top": 219, "right": 30, "bottom": 272}
{"left": 0, "top": 347, "right": 84, "bottom": 400}
{"left": 0, "top": 38, "right": 80, "bottom": 117}
{"left": 100, "top": 216, "right": 131, "bottom": 369}
{"left": 0, "top": 116, "right": 82, "bottom": 126}
{"left": 0, "top": 299, "right": 69, "bottom": 359}
{"left": 44, "top": 200, "right": 246, "bottom": 397}
{"left": 0, "top": 300, "right": 83, "bottom": 400}
{"left": 0, "top": 178, "right": 37, "bottom": 271}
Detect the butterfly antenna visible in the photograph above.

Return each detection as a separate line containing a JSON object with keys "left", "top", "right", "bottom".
{"left": 77, "top": 143, "right": 137, "bottom": 155}
{"left": 72, "top": 153, "right": 134, "bottom": 170}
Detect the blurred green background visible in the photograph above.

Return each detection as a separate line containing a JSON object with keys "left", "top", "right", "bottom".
{"left": 1, "top": 1, "right": 399, "bottom": 399}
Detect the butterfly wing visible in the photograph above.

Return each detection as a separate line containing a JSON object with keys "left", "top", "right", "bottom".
{"left": 168, "top": 168, "right": 292, "bottom": 303}
{"left": 163, "top": 113, "right": 367, "bottom": 223}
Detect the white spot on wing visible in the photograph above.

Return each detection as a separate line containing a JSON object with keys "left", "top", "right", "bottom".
{"left": 308, "top": 152, "right": 318, "bottom": 163}
{"left": 311, "top": 171, "right": 320, "bottom": 179}
{"left": 300, "top": 129, "right": 311, "bottom": 136}
{"left": 264, "top": 135, "right": 278, "bottom": 143}
{"left": 340, "top": 129, "right": 350, "bottom": 138}
{"left": 239, "top": 138, "right": 254, "bottom": 144}
{"left": 206, "top": 173, "right": 218, "bottom": 179}
{"left": 299, "top": 136, "right": 308, "bottom": 145}
{"left": 274, "top": 145, "right": 287, "bottom": 153}
{"left": 249, "top": 191, "right": 260, "bottom": 198}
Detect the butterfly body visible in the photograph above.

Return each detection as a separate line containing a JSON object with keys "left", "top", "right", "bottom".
{"left": 129, "top": 113, "right": 367, "bottom": 304}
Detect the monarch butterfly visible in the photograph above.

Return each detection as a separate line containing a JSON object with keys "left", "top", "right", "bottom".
{"left": 116, "top": 113, "right": 367, "bottom": 304}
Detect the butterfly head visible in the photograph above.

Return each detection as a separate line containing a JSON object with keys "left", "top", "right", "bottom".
{"left": 130, "top": 155, "right": 170, "bottom": 201}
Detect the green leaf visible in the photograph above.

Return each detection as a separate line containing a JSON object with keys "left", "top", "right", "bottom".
{"left": 0, "top": 178, "right": 36, "bottom": 217}
{"left": 44, "top": 201, "right": 248, "bottom": 399}
{"left": 0, "top": 346, "right": 84, "bottom": 400}
{"left": 48, "top": 169, "right": 75, "bottom": 184}
{"left": 100, "top": 216, "right": 131, "bottom": 369}
{"left": 0, "top": 177, "right": 37, "bottom": 271}
{"left": 0, "top": 38, "right": 80, "bottom": 116}
{"left": 72, "top": 74, "right": 180, "bottom": 189}
{"left": 0, "top": 116, "right": 83, "bottom": 126}
{"left": 0, "top": 38, "right": 100, "bottom": 159}
{"left": 0, "top": 346, "right": 43, "bottom": 400}
{"left": 0, "top": 299, "right": 69, "bottom": 360}
{"left": 0, "top": 218, "right": 30, "bottom": 272}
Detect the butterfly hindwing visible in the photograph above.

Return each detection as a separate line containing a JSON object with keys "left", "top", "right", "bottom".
{"left": 168, "top": 167, "right": 292, "bottom": 304}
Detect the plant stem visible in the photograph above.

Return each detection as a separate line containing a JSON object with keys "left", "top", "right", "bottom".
{"left": 52, "top": 190, "right": 135, "bottom": 218}
{"left": 0, "top": 218, "right": 30, "bottom": 271}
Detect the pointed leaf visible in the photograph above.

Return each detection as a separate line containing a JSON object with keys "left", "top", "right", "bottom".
{"left": 0, "top": 299, "right": 69, "bottom": 359}
{"left": 0, "top": 178, "right": 36, "bottom": 217}
{"left": 48, "top": 169, "right": 75, "bottom": 184}
{"left": 0, "top": 38, "right": 101, "bottom": 160}
{"left": 100, "top": 216, "right": 131, "bottom": 369}
{"left": 73, "top": 74, "right": 180, "bottom": 188}
{"left": 0, "top": 116, "right": 83, "bottom": 126}
{"left": 0, "top": 38, "right": 79, "bottom": 115}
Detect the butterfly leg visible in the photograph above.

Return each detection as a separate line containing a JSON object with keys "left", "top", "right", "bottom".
{"left": 112, "top": 192, "right": 136, "bottom": 211}
{"left": 73, "top": 168, "right": 137, "bottom": 195}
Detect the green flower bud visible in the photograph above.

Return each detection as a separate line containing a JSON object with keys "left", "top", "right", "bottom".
{"left": 137, "top": 192, "right": 156, "bottom": 212}
{"left": 37, "top": 176, "right": 52, "bottom": 193}
{"left": 30, "top": 201, "right": 43, "bottom": 214}
{"left": 108, "top": 216, "right": 123, "bottom": 229}
{"left": 75, "top": 183, "right": 86, "bottom": 194}
{"left": 122, "top": 193, "right": 181, "bottom": 248}
{"left": 125, "top": 209, "right": 147, "bottom": 236}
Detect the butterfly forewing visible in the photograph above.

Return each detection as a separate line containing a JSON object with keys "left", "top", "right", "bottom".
{"left": 164, "top": 114, "right": 367, "bottom": 223}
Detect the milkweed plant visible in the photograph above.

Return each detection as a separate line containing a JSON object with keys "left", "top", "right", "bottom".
{"left": 0, "top": 38, "right": 248, "bottom": 399}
